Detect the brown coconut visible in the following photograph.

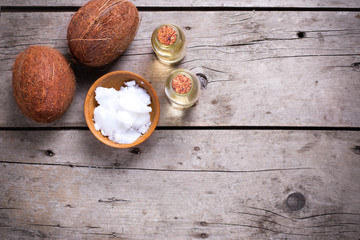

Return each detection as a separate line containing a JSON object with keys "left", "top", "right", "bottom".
{"left": 12, "top": 46, "right": 76, "bottom": 123}
{"left": 67, "top": 0, "right": 140, "bottom": 67}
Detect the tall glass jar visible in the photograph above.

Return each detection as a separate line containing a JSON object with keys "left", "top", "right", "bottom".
{"left": 165, "top": 69, "right": 200, "bottom": 109}
{"left": 151, "top": 24, "right": 186, "bottom": 64}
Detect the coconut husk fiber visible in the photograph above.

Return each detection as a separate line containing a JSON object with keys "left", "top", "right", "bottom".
{"left": 67, "top": 0, "right": 140, "bottom": 67}
{"left": 12, "top": 46, "right": 76, "bottom": 123}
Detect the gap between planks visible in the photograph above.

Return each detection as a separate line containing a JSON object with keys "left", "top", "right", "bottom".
{"left": 2, "top": 6, "right": 360, "bottom": 12}
{"left": 0, "top": 126, "right": 359, "bottom": 131}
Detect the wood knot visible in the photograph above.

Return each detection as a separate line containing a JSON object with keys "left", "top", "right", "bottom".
{"left": 129, "top": 147, "right": 141, "bottom": 154}
{"left": 196, "top": 73, "right": 208, "bottom": 89}
{"left": 199, "top": 221, "right": 207, "bottom": 226}
{"left": 45, "top": 150, "right": 55, "bottom": 157}
{"left": 185, "top": 26, "right": 191, "bottom": 30}
{"left": 194, "top": 146, "right": 200, "bottom": 151}
{"left": 286, "top": 192, "right": 306, "bottom": 211}
{"left": 297, "top": 31, "right": 306, "bottom": 38}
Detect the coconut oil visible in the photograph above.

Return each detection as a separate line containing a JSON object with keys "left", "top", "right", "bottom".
{"left": 151, "top": 24, "right": 186, "bottom": 64}
{"left": 165, "top": 69, "right": 200, "bottom": 108}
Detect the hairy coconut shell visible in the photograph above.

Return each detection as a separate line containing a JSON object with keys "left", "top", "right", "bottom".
{"left": 67, "top": 0, "right": 140, "bottom": 67}
{"left": 12, "top": 46, "right": 76, "bottom": 123}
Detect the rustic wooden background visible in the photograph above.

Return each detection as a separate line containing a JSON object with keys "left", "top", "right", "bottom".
{"left": 1, "top": 1, "right": 360, "bottom": 239}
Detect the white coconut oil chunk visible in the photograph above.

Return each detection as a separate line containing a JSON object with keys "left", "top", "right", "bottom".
{"left": 93, "top": 80, "right": 152, "bottom": 144}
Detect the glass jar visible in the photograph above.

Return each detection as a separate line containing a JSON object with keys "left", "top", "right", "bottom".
{"left": 151, "top": 24, "right": 186, "bottom": 64}
{"left": 165, "top": 69, "right": 200, "bottom": 108}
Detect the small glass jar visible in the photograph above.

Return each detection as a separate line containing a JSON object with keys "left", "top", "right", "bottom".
{"left": 165, "top": 69, "right": 200, "bottom": 109}
{"left": 151, "top": 24, "right": 186, "bottom": 64}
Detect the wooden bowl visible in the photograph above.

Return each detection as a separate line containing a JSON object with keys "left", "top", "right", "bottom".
{"left": 84, "top": 71, "right": 160, "bottom": 148}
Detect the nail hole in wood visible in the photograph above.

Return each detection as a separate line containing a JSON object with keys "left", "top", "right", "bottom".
{"left": 351, "top": 62, "right": 360, "bottom": 69}
{"left": 196, "top": 73, "right": 208, "bottom": 89}
{"left": 200, "top": 233, "right": 208, "bottom": 238}
{"left": 352, "top": 146, "right": 360, "bottom": 155}
{"left": 185, "top": 26, "right": 191, "bottom": 30}
{"left": 45, "top": 150, "right": 55, "bottom": 157}
{"left": 200, "top": 221, "right": 207, "bottom": 226}
{"left": 129, "top": 147, "right": 141, "bottom": 154}
{"left": 287, "top": 192, "right": 306, "bottom": 211}
{"left": 194, "top": 146, "right": 200, "bottom": 151}
{"left": 297, "top": 31, "right": 306, "bottom": 38}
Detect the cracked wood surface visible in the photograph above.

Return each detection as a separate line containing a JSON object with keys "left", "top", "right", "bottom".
{"left": 0, "top": 130, "right": 360, "bottom": 239}
{"left": 2, "top": 0, "right": 360, "bottom": 8}
{"left": 1, "top": 11, "right": 360, "bottom": 127}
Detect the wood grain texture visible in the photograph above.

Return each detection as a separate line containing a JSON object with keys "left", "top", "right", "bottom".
{"left": 1, "top": 11, "right": 360, "bottom": 127}
{"left": 0, "top": 130, "right": 359, "bottom": 239}
{"left": 2, "top": 0, "right": 360, "bottom": 8}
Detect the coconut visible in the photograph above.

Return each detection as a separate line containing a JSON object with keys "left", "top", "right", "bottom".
{"left": 12, "top": 46, "right": 76, "bottom": 123}
{"left": 67, "top": 0, "right": 140, "bottom": 67}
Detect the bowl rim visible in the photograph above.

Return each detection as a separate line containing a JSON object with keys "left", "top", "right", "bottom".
{"left": 84, "top": 70, "right": 160, "bottom": 148}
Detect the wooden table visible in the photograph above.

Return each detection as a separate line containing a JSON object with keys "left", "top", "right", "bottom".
{"left": 1, "top": 1, "right": 360, "bottom": 239}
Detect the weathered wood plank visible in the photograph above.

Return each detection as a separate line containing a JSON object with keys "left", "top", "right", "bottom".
{"left": 0, "top": 130, "right": 359, "bottom": 171}
{"left": 1, "top": 11, "right": 360, "bottom": 127}
{"left": 0, "top": 130, "right": 359, "bottom": 239}
{"left": 2, "top": 0, "right": 360, "bottom": 8}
